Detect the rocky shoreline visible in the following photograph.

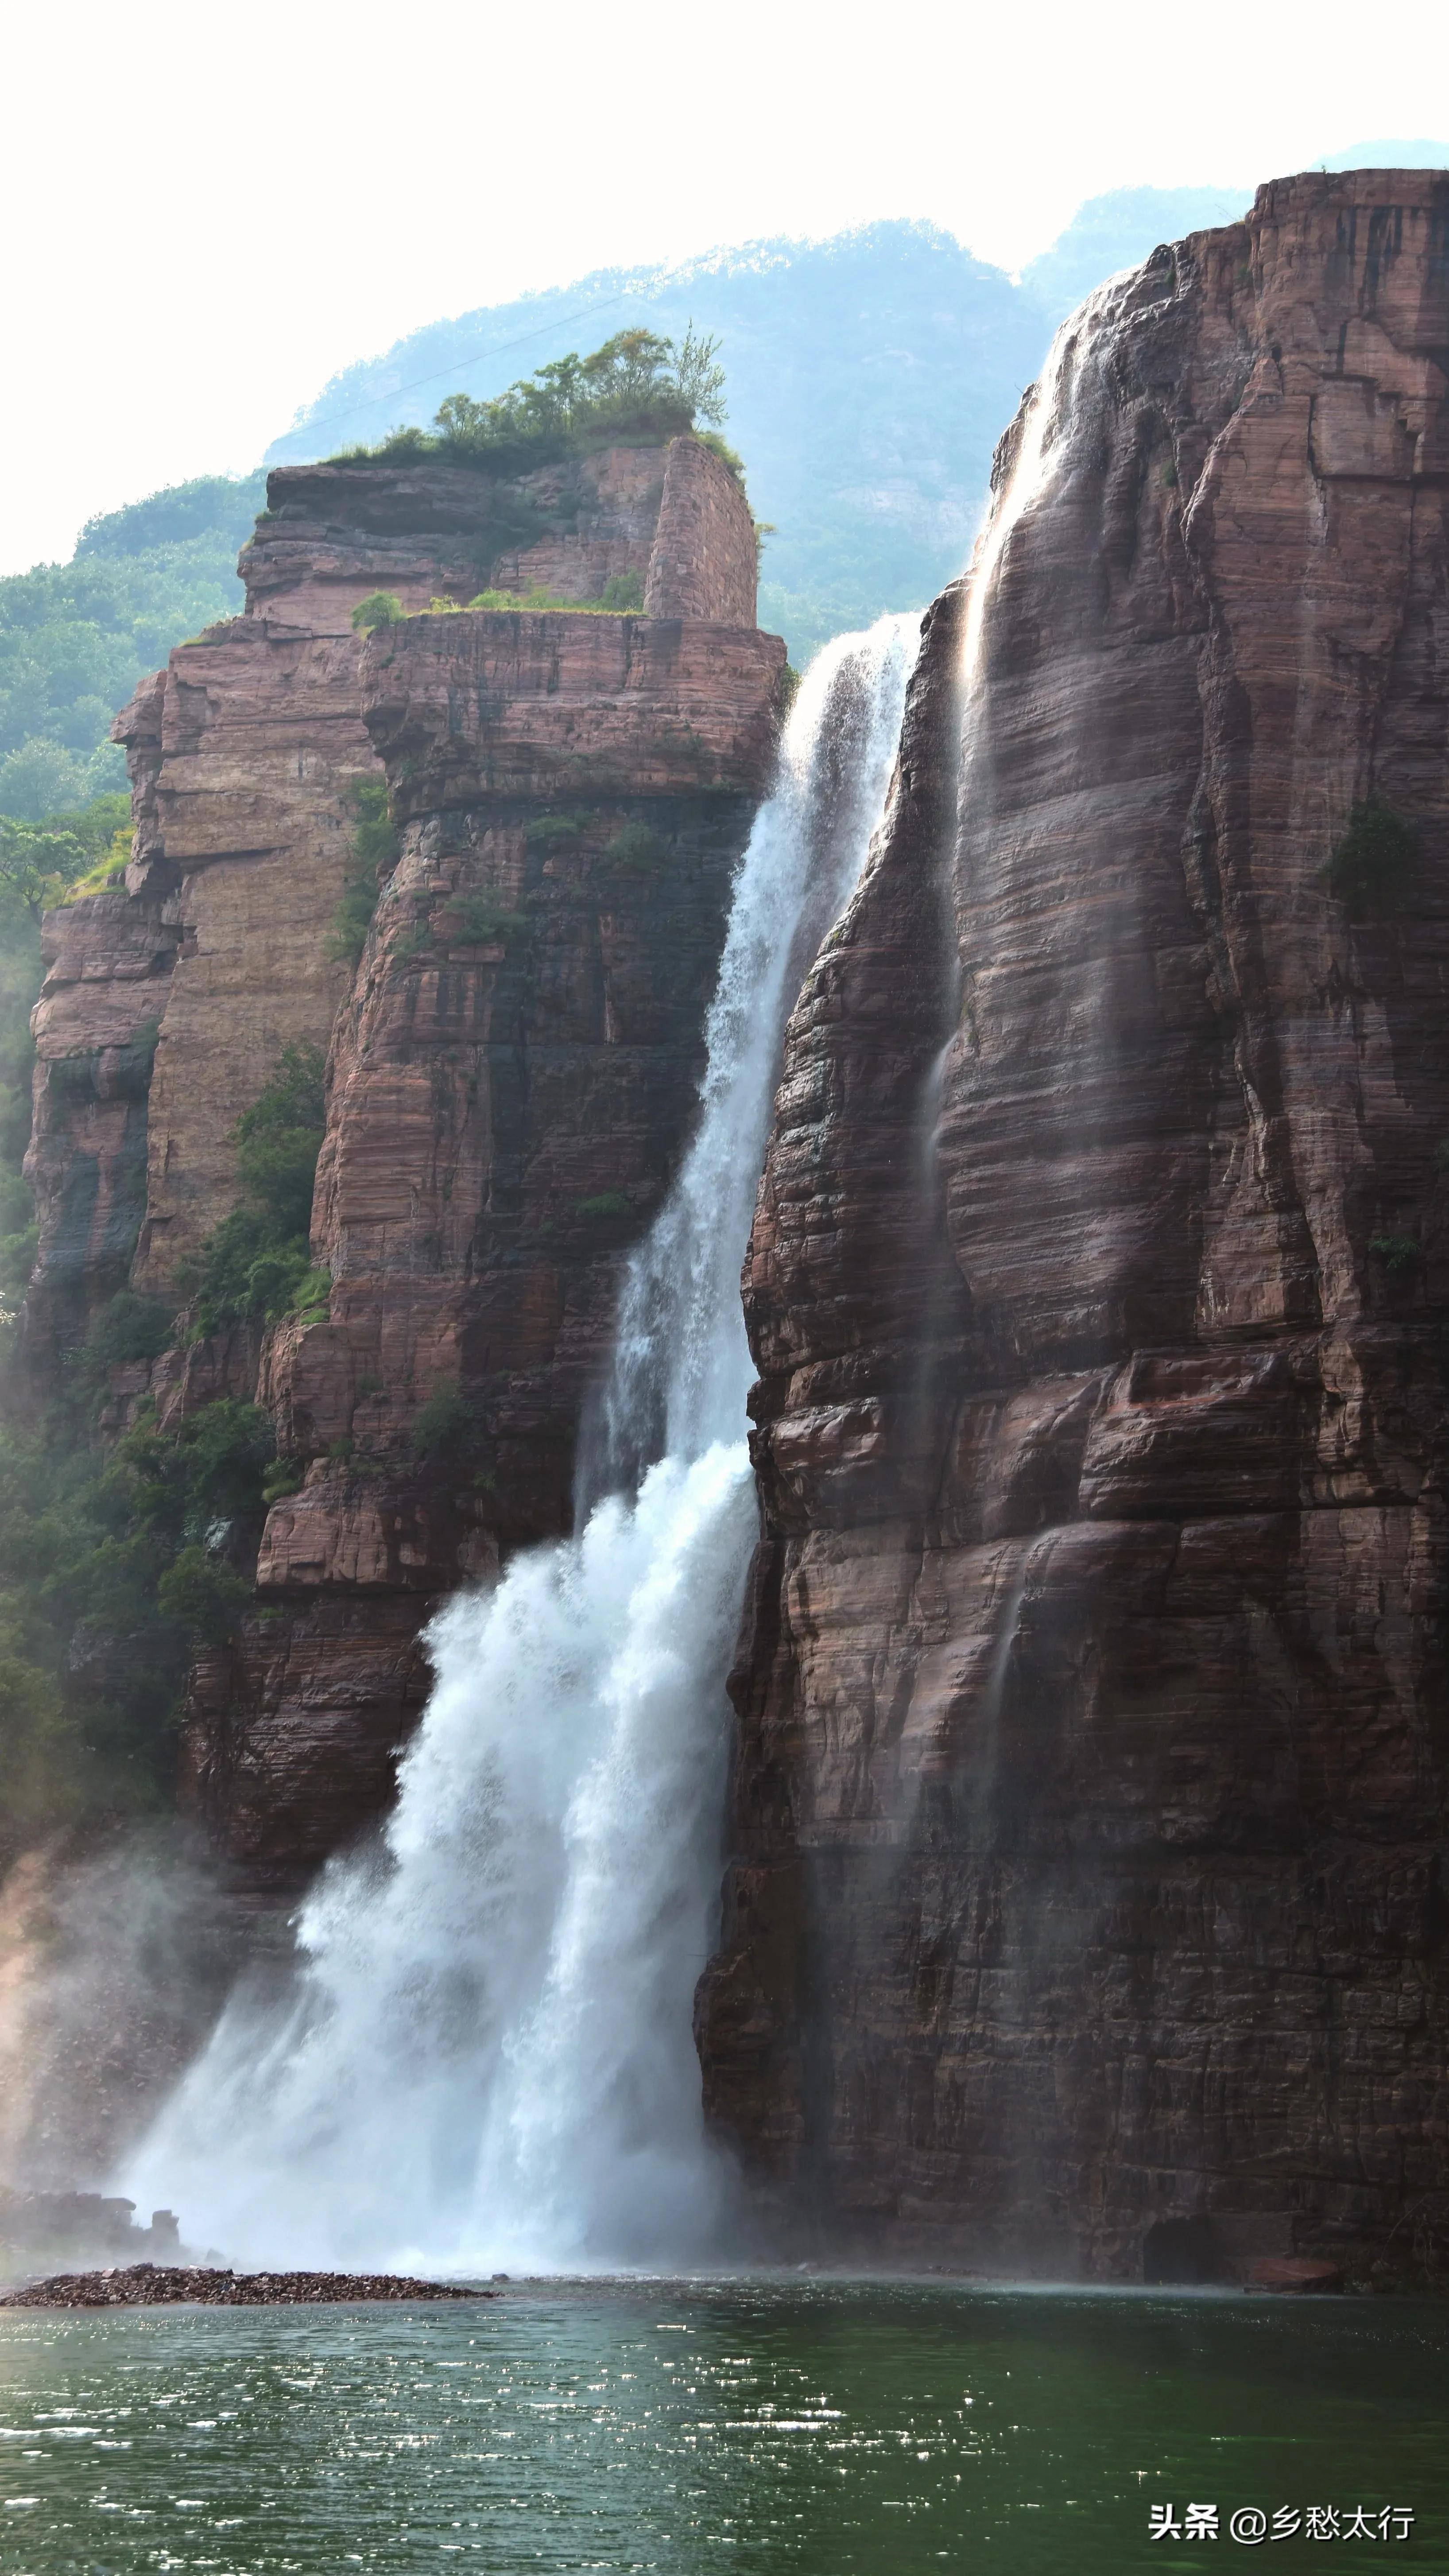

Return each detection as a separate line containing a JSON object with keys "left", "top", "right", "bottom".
{"left": 0, "top": 2262, "right": 494, "bottom": 2308}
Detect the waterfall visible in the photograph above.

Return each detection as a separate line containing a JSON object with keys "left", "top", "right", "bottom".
{"left": 960, "top": 284, "right": 1110, "bottom": 694}
{"left": 121, "top": 614, "right": 919, "bottom": 2276}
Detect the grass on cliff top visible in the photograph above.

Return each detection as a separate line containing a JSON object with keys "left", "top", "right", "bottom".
{"left": 351, "top": 571, "right": 647, "bottom": 632}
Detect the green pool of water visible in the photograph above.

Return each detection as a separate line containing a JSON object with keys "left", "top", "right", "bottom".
{"left": 0, "top": 2278, "right": 1445, "bottom": 2574}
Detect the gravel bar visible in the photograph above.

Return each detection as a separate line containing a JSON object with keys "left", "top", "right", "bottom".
{"left": 0, "top": 2262, "right": 494, "bottom": 2307}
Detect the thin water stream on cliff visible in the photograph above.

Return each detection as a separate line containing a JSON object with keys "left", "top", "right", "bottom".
{"left": 121, "top": 617, "right": 919, "bottom": 2277}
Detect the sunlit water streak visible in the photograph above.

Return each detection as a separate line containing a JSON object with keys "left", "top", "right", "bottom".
{"left": 912, "top": 286, "right": 1116, "bottom": 1217}
{"left": 959, "top": 281, "right": 1114, "bottom": 701}
{"left": 122, "top": 617, "right": 919, "bottom": 2276}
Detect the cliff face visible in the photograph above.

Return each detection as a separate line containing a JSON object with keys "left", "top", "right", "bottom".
{"left": 23, "top": 883, "right": 178, "bottom": 1367}
{"left": 24, "top": 436, "right": 754, "bottom": 1331}
{"left": 24, "top": 434, "right": 781, "bottom": 1889}
{"left": 193, "top": 605, "right": 782, "bottom": 1883}
{"left": 699, "top": 171, "right": 1449, "bottom": 2279}
{"left": 238, "top": 438, "right": 754, "bottom": 632}
{"left": 116, "top": 623, "right": 376, "bottom": 1296}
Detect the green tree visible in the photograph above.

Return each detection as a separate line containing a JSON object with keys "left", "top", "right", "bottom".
{"left": 174, "top": 1044, "right": 330, "bottom": 1337}
{"left": 425, "top": 324, "right": 726, "bottom": 464}
{"left": 233, "top": 1041, "right": 327, "bottom": 1238}
{"left": 0, "top": 1389, "right": 278, "bottom": 1858}
{"left": 0, "top": 792, "right": 128, "bottom": 919}
{"left": 351, "top": 590, "right": 406, "bottom": 632}
{"left": 327, "top": 778, "right": 397, "bottom": 966}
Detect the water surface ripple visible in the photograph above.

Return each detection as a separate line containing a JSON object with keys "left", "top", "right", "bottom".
{"left": 1, "top": 2281, "right": 1446, "bottom": 2574}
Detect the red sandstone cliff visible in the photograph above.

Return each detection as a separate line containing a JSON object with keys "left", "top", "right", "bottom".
{"left": 23, "top": 434, "right": 782, "bottom": 1887}
{"left": 698, "top": 171, "right": 1449, "bottom": 2281}
{"left": 22, "top": 437, "right": 752, "bottom": 1319}
{"left": 193, "top": 604, "right": 782, "bottom": 1882}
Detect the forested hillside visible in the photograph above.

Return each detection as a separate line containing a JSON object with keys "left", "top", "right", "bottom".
{"left": 0, "top": 473, "right": 266, "bottom": 820}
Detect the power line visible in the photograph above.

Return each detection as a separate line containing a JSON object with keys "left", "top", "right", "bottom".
{"left": 284, "top": 288, "right": 650, "bottom": 450}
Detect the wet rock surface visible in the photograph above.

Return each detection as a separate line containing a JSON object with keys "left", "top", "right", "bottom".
{"left": 1247, "top": 2258, "right": 1345, "bottom": 2295}
{"left": 699, "top": 170, "right": 1449, "bottom": 2281}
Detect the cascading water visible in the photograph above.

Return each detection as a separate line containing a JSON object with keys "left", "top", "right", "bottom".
{"left": 959, "top": 283, "right": 1111, "bottom": 699}
{"left": 122, "top": 614, "right": 919, "bottom": 2276}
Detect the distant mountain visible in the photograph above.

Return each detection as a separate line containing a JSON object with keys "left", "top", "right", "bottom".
{"left": 1321, "top": 138, "right": 1449, "bottom": 168}
{"left": 266, "top": 222, "right": 1044, "bottom": 667}
{"left": 1018, "top": 186, "right": 1254, "bottom": 323}
{"left": 262, "top": 194, "right": 1290, "bottom": 661}
{"left": 13, "top": 159, "right": 1449, "bottom": 820}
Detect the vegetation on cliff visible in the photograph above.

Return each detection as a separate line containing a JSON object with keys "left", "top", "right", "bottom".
{"left": 174, "top": 1044, "right": 329, "bottom": 1336}
{"left": 271, "top": 222, "right": 1069, "bottom": 660}
{"left": 0, "top": 794, "right": 130, "bottom": 923}
{"left": 1, "top": 197, "right": 1266, "bottom": 798}
{"left": 353, "top": 572, "right": 651, "bottom": 629}
{"left": 326, "top": 780, "right": 397, "bottom": 966}
{"left": 0, "top": 1390, "right": 276, "bottom": 1860}
{"left": 336, "top": 328, "right": 729, "bottom": 478}
{"left": 0, "top": 953, "right": 329, "bottom": 1855}
{"left": 0, "top": 981, "right": 281, "bottom": 1855}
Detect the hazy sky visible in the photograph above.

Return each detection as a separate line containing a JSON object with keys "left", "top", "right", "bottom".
{"left": 6, "top": 0, "right": 1448, "bottom": 573}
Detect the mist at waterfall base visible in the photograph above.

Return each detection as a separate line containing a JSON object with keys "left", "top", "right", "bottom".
{"left": 121, "top": 617, "right": 918, "bottom": 2277}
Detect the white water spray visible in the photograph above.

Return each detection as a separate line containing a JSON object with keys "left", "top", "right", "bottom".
{"left": 123, "top": 615, "right": 918, "bottom": 2275}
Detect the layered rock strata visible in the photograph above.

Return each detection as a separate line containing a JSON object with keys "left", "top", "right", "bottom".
{"left": 193, "top": 605, "right": 783, "bottom": 1884}
{"left": 25, "top": 436, "right": 752, "bottom": 1324}
{"left": 699, "top": 170, "right": 1449, "bottom": 2281}
{"left": 238, "top": 437, "right": 751, "bottom": 632}
{"left": 116, "top": 625, "right": 377, "bottom": 1294}
{"left": 23, "top": 883, "right": 178, "bottom": 1366}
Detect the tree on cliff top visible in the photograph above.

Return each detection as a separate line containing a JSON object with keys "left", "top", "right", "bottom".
{"left": 345, "top": 326, "right": 732, "bottom": 474}
{"left": 435, "top": 326, "right": 725, "bottom": 454}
